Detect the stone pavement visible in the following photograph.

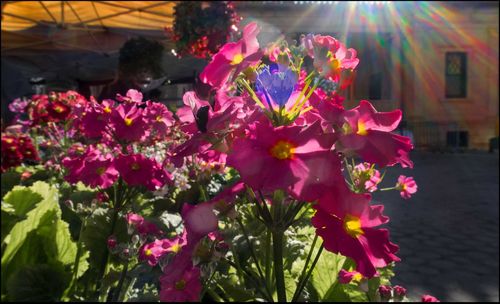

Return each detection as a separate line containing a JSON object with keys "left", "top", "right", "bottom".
{"left": 372, "top": 151, "right": 499, "bottom": 302}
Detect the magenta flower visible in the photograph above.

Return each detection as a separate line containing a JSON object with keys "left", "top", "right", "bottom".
{"left": 115, "top": 154, "right": 170, "bottom": 191}
{"left": 393, "top": 285, "right": 407, "bottom": 297}
{"left": 81, "top": 105, "right": 110, "bottom": 138}
{"left": 139, "top": 239, "right": 168, "bottom": 266}
{"left": 422, "top": 295, "right": 440, "bottom": 302}
{"left": 311, "top": 182, "right": 400, "bottom": 278}
{"left": 182, "top": 202, "right": 219, "bottom": 242}
{"left": 332, "top": 100, "right": 413, "bottom": 168}
{"left": 226, "top": 121, "right": 339, "bottom": 201}
{"left": 379, "top": 285, "right": 393, "bottom": 299}
{"left": 116, "top": 89, "right": 143, "bottom": 104}
{"left": 62, "top": 146, "right": 117, "bottom": 189}
{"left": 144, "top": 101, "right": 174, "bottom": 137}
{"left": 352, "top": 162, "right": 382, "bottom": 193}
{"left": 159, "top": 267, "right": 202, "bottom": 302}
{"left": 126, "top": 212, "right": 163, "bottom": 235}
{"left": 200, "top": 22, "right": 263, "bottom": 88}
{"left": 110, "top": 103, "right": 147, "bottom": 142}
{"left": 396, "top": 175, "right": 418, "bottom": 199}
{"left": 338, "top": 269, "right": 363, "bottom": 284}
{"left": 78, "top": 156, "right": 118, "bottom": 189}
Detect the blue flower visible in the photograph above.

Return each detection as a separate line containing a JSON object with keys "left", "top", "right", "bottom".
{"left": 255, "top": 64, "right": 298, "bottom": 107}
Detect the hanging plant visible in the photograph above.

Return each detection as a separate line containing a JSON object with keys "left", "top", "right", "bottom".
{"left": 165, "top": 1, "right": 240, "bottom": 59}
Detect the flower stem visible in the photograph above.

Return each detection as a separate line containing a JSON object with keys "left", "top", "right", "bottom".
{"left": 292, "top": 243, "right": 324, "bottom": 302}
{"left": 379, "top": 187, "right": 396, "bottom": 191}
{"left": 291, "top": 234, "right": 318, "bottom": 301}
{"left": 272, "top": 229, "right": 287, "bottom": 302}
{"left": 111, "top": 260, "right": 129, "bottom": 302}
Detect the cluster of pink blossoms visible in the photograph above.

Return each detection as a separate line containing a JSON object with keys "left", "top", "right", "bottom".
{"left": 155, "top": 21, "right": 422, "bottom": 301}
{"left": 61, "top": 90, "right": 175, "bottom": 191}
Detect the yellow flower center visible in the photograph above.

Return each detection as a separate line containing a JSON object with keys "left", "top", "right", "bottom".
{"left": 231, "top": 53, "right": 244, "bottom": 65}
{"left": 95, "top": 167, "right": 106, "bottom": 175}
{"left": 5, "top": 138, "right": 13, "bottom": 144}
{"left": 131, "top": 163, "right": 140, "bottom": 170}
{"left": 175, "top": 279, "right": 186, "bottom": 290}
{"left": 401, "top": 183, "right": 407, "bottom": 191}
{"left": 352, "top": 273, "right": 363, "bottom": 283}
{"left": 330, "top": 58, "right": 341, "bottom": 71}
{"left": 104, "top": 106, "right": 112, "bottom": 113}
{"left": 270, "top": 140, "right": 296, "bottom": 160}
{"left": 9, "top": 146, "right": 16, "bottom": 151}
{"left": 54, "top": 105, "right": 65, "bottom": 113}
{"left": 171, "top": 243, "right": 181, "bottom": 253}
{"left": 156, "top": 115, "right": 163, "bottom": 122}
{"left": 343, "top": 214, "right": 364, "bottom": 238}
{"left": 145, "top": 249, "right": 152, "bottom": 256}
{"left": 124, "top": 117, "right": 133, "bottom": 126}
{"left": 357, "top": 120, "right": 368, "bottom": 136}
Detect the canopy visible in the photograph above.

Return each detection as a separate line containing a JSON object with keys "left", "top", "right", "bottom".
{"left": 1, "top": 1, "right": 208, "bottom": 109}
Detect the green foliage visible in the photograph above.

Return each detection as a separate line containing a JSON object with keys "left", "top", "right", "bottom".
{"left": 1, "top": 181, "right": 87, "bottom": 301}
{"left": 6, "top": 263, "right": 70, "bottom": 302}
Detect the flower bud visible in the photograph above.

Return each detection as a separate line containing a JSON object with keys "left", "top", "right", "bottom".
{"left": 64, "top": 200, "right": 74, "bottom": 210}
{"left": 379, "top": 285, "right": 392, "bottom": 301}
{"left": 393, "top": 285, "right": 407, "bottom": 298}
{"left": 107, "top": 235, "right": 117, "bottom": 249}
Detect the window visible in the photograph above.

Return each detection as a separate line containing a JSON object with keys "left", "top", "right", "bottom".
{"left": 345, "top": 32, "right": 393, "bottom": 101}
{"left": 445, "top": 52, "right": 467, "bottom": 98}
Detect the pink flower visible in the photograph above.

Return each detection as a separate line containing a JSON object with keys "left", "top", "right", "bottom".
{"left": 379, "top": 285, "right": 393, "bottom": 299}
{"left": 80, "top": 105, "right": 110, "bottom": 138}
{"left": 303, "top": 34, "right": 359, "bottom": 82}
{"left": 62, "top": 146, "right": 118, "bottom": 189}
{"left": 144, "top": 101, "right": 174, "bottom": 137}
{"left": 311, "top": 182, "right": 400, "bottom": 278}
{"left": 226, "top": 121, "right": 339, "bottom": 201}
{"left": 421, "top": 295, "right": 440, "bottom": 302}
{"left": 162, "top": 230, "right": 188, "bottom": 253}
{"left": 116, "top": 89, "right": 143, "bottom": 104}
{"left": 332, "top": 100, "right": 413, "bottom": 168}
{"left": 107, "top": 235, "right": 117, "bottom": 250}
{"left": 393, "top": 285, "right": 407, "bottom": 297}
{"left": 159, "top": 267, "right": 202, "bottom": 302}
{"left": 338, "top": 269, "right": 363, "bottom": 284}
{"left": 78, "top": 156, "right": 119, "bottom": 189}
{"left": 114, "top": 154, "right": 170, "bottom": 191}
{"left": 140, "top": 239, "right": 168, "bottom": 266}
{"left": 126, "top": 213, "right": 144, "bottom": 226}
{"left": 126, "top": 213, "right": 163, "bottom": 236}
{"left": 182, "top": 202, "right": 219, "bottom": 242}
{"left": 200, "top": 22, "right": 263, "bottom": 88}
{"left": 110, "top": 103, "right": 147, "bottom": 142}
{"left": 352, "top": 162, "right": 382, "bottom": 192}
{"left": 396, "top": 175, "right": 417, "bottom": 199}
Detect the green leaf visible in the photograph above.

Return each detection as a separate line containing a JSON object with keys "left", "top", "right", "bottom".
{"left": 1, "top": 182, "right": 59, "bottom": 266}
{"left": 310, "top": 250, "right": 346, "bottom": 300}
{"left": 37, "top": 216, "right": 78, "bottom": 265}
{"left": 80, "top": 208, "right": 127, "bottom": 268}
{"left": 6, "top": 263, "right": 70, "bottom": 302}
{"left": 3, "top": 187, "right": 43, "bottom": 217}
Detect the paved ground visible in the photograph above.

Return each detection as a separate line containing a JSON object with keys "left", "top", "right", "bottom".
{"left": 372, "top": 151, "right": 499, "bottom": 302}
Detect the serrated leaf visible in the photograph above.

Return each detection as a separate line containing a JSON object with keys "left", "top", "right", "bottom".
{"left": 1, "top": 182, "right": 59, "bottom": 266}
{"left": 310, "top": 250, "right": 347, "bottom": 300}
{"left": 80, "top": 208, "right": 127, "bottom": 267}
{"left": 3, "top": 187, "right": 43, "bottom": 217}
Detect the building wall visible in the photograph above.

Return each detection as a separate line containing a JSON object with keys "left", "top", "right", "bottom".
{"left": 406, "top": 5, "right": 499, "bottom": 149}
{"left": 238, "top": 2, "right": 499, "bottom": 149}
